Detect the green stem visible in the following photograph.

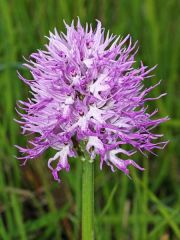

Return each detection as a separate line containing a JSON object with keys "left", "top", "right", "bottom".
{"left": 82, "top": 156, "right": 94, "bottom": 240}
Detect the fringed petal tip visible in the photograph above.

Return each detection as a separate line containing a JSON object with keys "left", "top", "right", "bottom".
{"left": 52, "top": 170, "right": 61, "bottom": 183}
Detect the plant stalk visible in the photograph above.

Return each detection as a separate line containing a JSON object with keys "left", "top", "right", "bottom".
{"left": 82, "top": 156, "right": 94, "bottom": 240}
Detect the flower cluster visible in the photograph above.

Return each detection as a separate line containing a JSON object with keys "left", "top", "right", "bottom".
{"left": 16, "top": 19, "right": 168, "bottom": 182}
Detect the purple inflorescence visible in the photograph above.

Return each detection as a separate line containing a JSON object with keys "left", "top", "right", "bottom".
{"left": 16, "top": 19, "right": 168, "bottom": 182}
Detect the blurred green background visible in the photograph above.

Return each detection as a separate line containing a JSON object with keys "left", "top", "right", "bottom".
{"left": 0, "top": 0, "right": 179, "bottom": 239}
